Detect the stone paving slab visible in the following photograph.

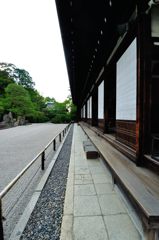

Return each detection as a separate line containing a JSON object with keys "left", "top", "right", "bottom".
{"left": 89, "top": 166, "right": 107, "bottom": 174}
{"left": 91, "top": 173, "right": 112, "bottom": 184}
{"left": 74, "top": 216, "right": 109, "bottom": 240}
{"left": 60, "top": 124, "right": 142, "bottom": 240}
{"left": 104, "top": 214, "right": 141, "bottom": 240}
{"left": 74, "top": 184, "right": 96, "bottom": 196}
{"left": 94, "top": 183, "right": 115, "bottom": 195}
{"left": 75, "top": 166, "right": 90, "bottom": 175}
{"left": 98, "top": 194, "right": 127, "bottom": 215}
{"left": 74, "top": 174, "right": 93, "bottom": 185}
{"left": 60, "top": 215, "right": 73, "bottom": 240}
{"left": 74, "top": 195, "right": 101, "bottom": 216}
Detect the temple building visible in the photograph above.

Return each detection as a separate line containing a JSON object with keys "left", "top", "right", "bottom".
{"left": 55, "top": 1, "right": 159, "bottom": 239}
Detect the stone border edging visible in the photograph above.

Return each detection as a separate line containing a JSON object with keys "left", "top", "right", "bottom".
{"left": 60, "top": 126, "right": 75, "bottom": 240}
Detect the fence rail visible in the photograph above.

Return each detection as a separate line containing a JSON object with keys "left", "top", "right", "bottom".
{"left": 0, "top": 123, "right": 71, "bottom": 240}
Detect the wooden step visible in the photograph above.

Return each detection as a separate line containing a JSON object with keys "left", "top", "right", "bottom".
{"left": 83, "top": 140, "right": 99, "bottom": 159}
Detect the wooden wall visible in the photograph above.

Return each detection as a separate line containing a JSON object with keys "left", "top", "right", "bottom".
{"left": 116, "top": 120, "right": 136, "bottom": 150}
{"left": 98, "top": 119, "right": 105, "bottom": 129}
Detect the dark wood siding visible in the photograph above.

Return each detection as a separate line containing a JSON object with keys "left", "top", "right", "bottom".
{"left": 116, "top": 120, "right": 136, "bottom": 150}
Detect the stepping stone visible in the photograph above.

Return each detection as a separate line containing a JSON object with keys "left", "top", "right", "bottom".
{"left": 83, "top": 141, "right": 99, "bottom": 159}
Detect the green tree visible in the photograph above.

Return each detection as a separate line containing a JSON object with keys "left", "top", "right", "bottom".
{"left": 4, "top": 83, "right": 34, "bottom": 117}
{"left": 0, "top": 62, "right": 35, "bottom": 90}
{"left": 0, "top": 100, "right": 4, "bottom": 121}
{"left": 26, "top": 89, "right": 49, "bottom": 123}
{"left": 45, "top": 97, "right": 56, "bottom": 104}
{"left": 0, "top": 62, "right": 77, "bottom": 124}
{"left": 0, "top": 101, "right": 4, "bottom": 114}
{"left": 27, "top": 88, "right": 45, "bottom": 111}
{"left": 14, "top": 68, "right": 35, "bottom": 89}
{"left": 63, "top": 95, "right": 77, "bottom": 121}
{"left": 50, "top": 97, "right": 76, "bottom": 123}
{"left": 70, "top": 103, "right": 77, "bottom": 121}
{"left": 0, "top": 70, "right": 14, "bottom": 95}
{"left": 0, "top": 62, "right": 16, "bottom": 75}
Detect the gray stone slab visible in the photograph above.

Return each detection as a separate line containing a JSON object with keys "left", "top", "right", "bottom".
{"left": 74, "top": 195, "right": 101, "bottom": 216}
{"left": 74, "top": 184, "right": 96, "bottom": 196}
{"left": 75, "top": 174, "right": 93, "bottom": 185}
{"left": 75, "top": 166, "right": 90, "bottom": 175}
{"left": 75, "top": 174, "right": 92, "bottom": 180}
{"left": 84, "top": 145, "right": 98, "bottom": 152}
{"left": 129, "top": 211, "right": 144, "bottom": 238}
{"left": 114, "top": 185, "right": 134, "bottom": 213}
{"left": 104, "top": 214, "right": 141, "bottom": 240}
{"left": 95, "top": 183, "right": 115, "bottom": 195}
{"left": 74, "top": 152, "right": 85, "bottom": 157}
{"left": 85, "top": 147, "right": 99, "bottom": 159}
{"left": 89, "top": 166, "right": 106, "bottom": 174}
{"left": 75, "top": 162, "right": 88, "bottom": 168}
{"left": 91, "top": 174, "right": 112, "bottom": 184}
{"left": 74, "top": 158, "right": 87, "bottom": 167}
{"left": 83, "top": 140, "right": 92, "bottom": 144}
{"left": 60, "top": 215, "right": 73, "bottom": 240}
{"left": 98, "top": 194, "right": 126, "bottom": 215}
{"left": 87, "top": 159, "right": 101, "bottom": 167}
{"left": 63, "top": 182, "right": 74, "bottom": 215}
{"left": 99, "top": 160, "right": 112, "bottom": 174}
{"left": 83, "top": 140, "right": 92, "bottom": 147}
{"left": 74, "top": 216, "right": 108, "bottom": 240}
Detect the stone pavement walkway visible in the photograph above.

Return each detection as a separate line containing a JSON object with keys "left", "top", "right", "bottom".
{"left": 60, "top": 124, "right": 142, "bottom": 240}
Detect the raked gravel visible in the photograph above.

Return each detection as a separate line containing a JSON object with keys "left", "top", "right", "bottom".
{"left": 20, "top": 125, "right": 74, "bottom": 240}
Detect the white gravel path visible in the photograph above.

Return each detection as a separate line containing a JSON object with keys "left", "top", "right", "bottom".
{"left": 0, "top": 123, "right": 67, "bottom": 239}
{"left": 0, "top": 123, "right": 67, "bottom": 192}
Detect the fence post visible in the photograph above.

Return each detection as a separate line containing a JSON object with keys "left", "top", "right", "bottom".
{"left": 59, "top": 133, "right": 62, "bottom": 142}
{"left": 41, "top": 151, "right": 45, "bottom": 170}
{"left": 0, "top": 199, "right": 4, "bottom": 240}
{"left": 53, "top": 139, "right": 56, "bottom": 151}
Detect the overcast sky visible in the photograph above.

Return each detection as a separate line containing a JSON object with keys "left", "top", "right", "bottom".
{"left": 0, "top": 0, "right": 70, "bottom": 102}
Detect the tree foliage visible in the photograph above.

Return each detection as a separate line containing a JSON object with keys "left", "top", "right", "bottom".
{"left": 4, "top": 83, "right": 34, "bottom": 117}
{"left": 0, "top": 62, "right": 35, "bottom": 90}
{"left": 0, "top": 100, "right": 4, "bottom": 114}
{"left": 48, "top": 96, "right": 76, "bottom": 123}
{"left": 0, "top": 62, "right": 77, "bottom": 124}
{"left": 0, "top": 70, "right": 14, "bottom": 95}
{"left": 14, "top": 68, "right": 35, "bottom": 89}
{"left": 27, "top": 88, "right": 45, "bottom": 111}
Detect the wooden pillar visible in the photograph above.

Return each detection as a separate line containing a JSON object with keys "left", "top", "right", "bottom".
{"left": 104, "top": 68, "right": 109, "bottom": 133}
{"left": 84, "top": 103, "right": 87, "bottom": 122}
{"left": 143, "top": 228, "right": 159, "bottom": 240}
{"left": 136, "top": 7, "right": 151, "bottom": 165}
{"left": 98, "top": 80, "right": 105, "bottom": 130}
{"left": 104, "top": 65, "right": 116, "bottom": 133}
{"left": 77, "top": 106, "right": 81, "bottom": 122}
{"left": 92, "top": 87, "right": 98, "bottom": 126}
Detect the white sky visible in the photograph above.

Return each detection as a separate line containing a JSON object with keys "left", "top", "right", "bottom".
{"left": 0, "top": 0, "right": 70, "bottom": 102}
